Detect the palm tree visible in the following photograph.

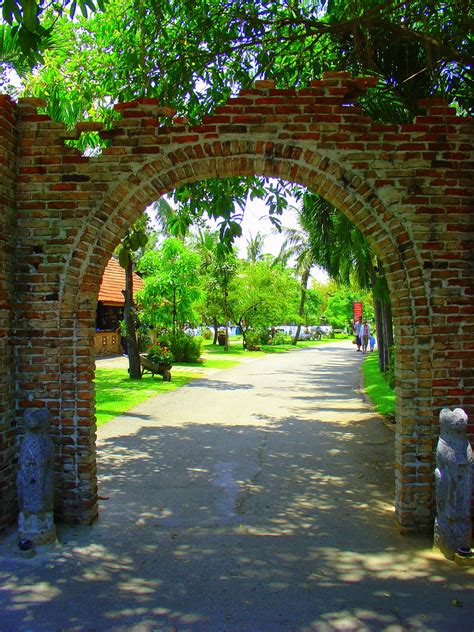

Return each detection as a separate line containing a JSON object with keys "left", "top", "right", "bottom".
{"left": 191, "top": 230, "right": 220, "bottom": 344}
{"left": 191, "top": 229, "right": 237, "bottom": 349}
{"left": 149, "top": 197, "right": 191, "bottom": 240}
{"left": 0, "top": 24, "right": 39, "bottom": 78}
{"left": 275, "top": 207, "right": 317, "bottom": 345}
{"left": 191, "top": 229, "right": 219, "bottom": 267}
{"left": 300, "top": 192, "right": 393, "bottom": 372}
{"left": 245, "top": 232, "right": 265, "bottom": 263}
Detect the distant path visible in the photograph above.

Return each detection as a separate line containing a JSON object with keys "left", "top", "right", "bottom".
{"left": 1, "top": 341, "right": 473, "bottom": 631}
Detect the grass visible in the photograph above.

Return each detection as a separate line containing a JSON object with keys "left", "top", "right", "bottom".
{"left": 362, "top": 352, "right": 396, "bottom": 420}
{"left": 95, "top": 367, "right": 201, "bottom": 427}
{"left": 202, "top": 335, "right": 340, "bottom": 357}
{"left": 259, "top": 339, "right": 329, "bottom": 353}
{"left": 175, "top": 358, "right": 240, "bottom": 369}
{"left": 201, "top": 339, "right": 254, "bottom": 356}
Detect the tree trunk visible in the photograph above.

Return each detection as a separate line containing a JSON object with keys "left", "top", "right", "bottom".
{"left": 292, "top": 323, "right": 302, "bottom": 346}
{"left": 379, "top": 301, "right": 389, "bottom": 373}
{"left": 224, "top": 284, "right": 229, "bottom": 351}
{"left": 373, "top": 297, "right": 386, "bottom": 372}
{"left": 370, "top": 266, "right": 386, "bottom": 372}
{"left": 384, "top": 300, "right": 394, "bottom": 349}
{"left": 292, "top": 269, "right": 310, "bottom": 345}
{"left": 239, "top": 319, "right": 247, "bottom": 349}
{"left": 212, "top": 317, "right": 218, "bottom": 345}
{"left": 382, "top": 299, "right": 394, "bottom": 370}
{"left": 375, "top": 264, "right": 393, "bottom": 374}
{"left": 172, "top": 286, "right": 177, "bottom": 337}
{"left": 124, "top": 260, "right": 142, "bottom": 380}
{"left": 371, "top": 263, "right": 393, "bottom": 374}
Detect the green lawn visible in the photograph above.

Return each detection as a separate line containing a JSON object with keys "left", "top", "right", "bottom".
{"left": 175, "top": 357, "right": 240, "bottom": 369}
{"left": 202, "top": 335, "right": 339, "bottom": 357}
{"left": 362, "top": 352, "right": 396, "bottom": 419}
{"left": 95, "top": 368, "right": 201, "bottom": 427}
{"left": 259, "top": 339, "right": 331, "bottom": 353}
{"left": 201, "top": 338, "right": 256, "bottom": 356}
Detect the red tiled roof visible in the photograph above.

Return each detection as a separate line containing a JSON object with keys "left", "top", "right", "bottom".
{"left": 98, "top": 257, "right": 144, "bottom": 305}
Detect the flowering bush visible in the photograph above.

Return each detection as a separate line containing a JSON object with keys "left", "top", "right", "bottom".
{"left": 244, "top": 329, "right": 261, "bottom": 351}
{"left": 147, "top": 343, "right": 174, "bottom": 366}
{"left": 157, "top": 332, "right": 202, "bottom": 363}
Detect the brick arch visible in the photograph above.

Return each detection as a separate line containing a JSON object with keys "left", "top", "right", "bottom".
{"left": 69, "top": 146, "right": 420, "bottom": 300}
{"left": 1, "top": 72, "right": 472, "bottom": 533}
{"left": 70, "top": 143, "right": 425, "bottom": 291}
{"left": 59, "top": 147, "right": 427, "bottom": 528}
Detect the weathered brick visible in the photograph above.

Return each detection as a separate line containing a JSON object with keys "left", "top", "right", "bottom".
{"left": 1, "top": 74, "right": 473, "bottom": 535}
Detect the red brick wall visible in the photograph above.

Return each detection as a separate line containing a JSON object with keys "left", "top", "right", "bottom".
{"left": 1, "top": 72, "right": 473, "bottom": 533}
{"left": 0, "top": 96, "right": 18, "bottom": 533}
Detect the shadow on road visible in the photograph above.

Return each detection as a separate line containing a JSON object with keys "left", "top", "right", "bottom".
{"left": 1, "top": 344, "right": 473, "bottom": 631}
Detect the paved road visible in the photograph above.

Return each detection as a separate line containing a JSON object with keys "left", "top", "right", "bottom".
{"left": 1, "top": 341, "right": 473, "bottom": 631}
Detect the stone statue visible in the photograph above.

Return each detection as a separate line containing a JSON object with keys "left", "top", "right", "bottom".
{"left": 434, "top": 407, "right": 473, "bottom": 559}
{"left": 17, "top": 408, "right": 56, "bottom": 545}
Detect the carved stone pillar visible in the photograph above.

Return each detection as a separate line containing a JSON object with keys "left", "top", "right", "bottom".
{"left": 17, "top": 409, "right": 56, "bottom": 545}
{"left": 434, "top": 408, "right": 473, "bottom": 560}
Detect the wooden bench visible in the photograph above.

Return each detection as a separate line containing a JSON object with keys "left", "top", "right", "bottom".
{"left": 139, "top": 355, "right": 172, "bottom": 382}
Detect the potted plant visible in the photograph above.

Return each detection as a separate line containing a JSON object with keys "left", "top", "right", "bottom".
{"left": 217, "top": 329, "right": 226, "bottom": 346}
{"left": 147, "top": 343, "right": 174, "bottom": 369}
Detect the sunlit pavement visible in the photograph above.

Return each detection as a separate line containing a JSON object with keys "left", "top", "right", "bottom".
{"left": 1, "top": 341, "right": 473, "bottom": 631}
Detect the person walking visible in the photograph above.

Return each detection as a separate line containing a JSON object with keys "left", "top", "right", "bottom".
{"left": 354, "top": 317, "right": 363, "bottom": 352}
{"left": 361, "top": 320, "right": 371, "bottom": 353}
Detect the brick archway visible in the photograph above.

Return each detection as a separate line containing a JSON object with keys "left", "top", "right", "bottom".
{"left": 1, "top": 72, "right": 472, "bottom": 533}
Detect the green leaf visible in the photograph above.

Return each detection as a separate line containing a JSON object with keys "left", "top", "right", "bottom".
{"left": 118, "top": 247, "right": 131, "bottom": 269}
{"left": 17, "top": 25, "right": 35, "bottom": 54}
{"left": 129, "top": 233, "right": 140, "bottom": 251}
{"left": 2, "top": 0, "right": 17, "bottom": 24}
{"left": 22, "top": 0, "right": 38, "bottom": 33}
{"left": 138, "top": 232, "right": 148, "bottom": 247}
{"left": 69, "top": 1, "right": 77, "bottom": 18}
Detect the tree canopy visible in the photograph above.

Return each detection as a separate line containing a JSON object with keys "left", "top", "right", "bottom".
{"left": 137, "top": 238, "right": 202, "bottom": 334}
{"left": 1, "top": 0, "right": 105, "bottom": 70}
{"left": 228, "top": 259, "right": 300, "bottom": 344}
{"left": 3, "top": 0, "right": 470, "bottom": 242}
{"left": 4, "top": 0, "right": 470, "bottom": 248}
{"left": 3, "top": 0, "right": 470, "bottom": 361}
{"left": 5, "top": 0, "right": 472, "bottom": 120}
